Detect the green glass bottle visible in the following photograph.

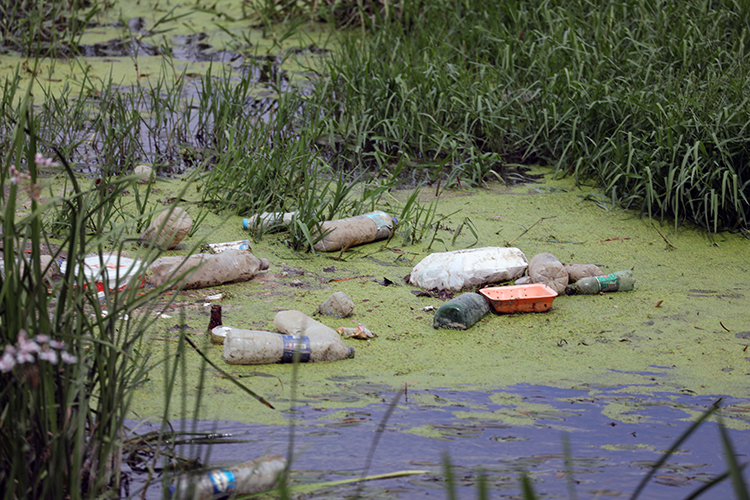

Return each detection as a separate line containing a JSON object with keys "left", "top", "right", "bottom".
{"left": 433, "top": 292, "right": 490, "bottom": 330}
{"left": 565, "top": 270, "right": 635, "bottom": 295}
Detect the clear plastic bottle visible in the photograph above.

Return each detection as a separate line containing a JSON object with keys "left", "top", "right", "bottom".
{"left": 242, "top": 212, "right": 297, "bottom": 230}
{"left": 169, "top": 455, "right": 286, "bottom": 500}
{"left": 149, "top": 249, "right": 269, "bottom": 289}
{"left": 312, "top": 211, "right": 396, "bottom": 252}
{"left": 565, "top": 270, "right": 635, "bottom": 295}
{"left": 221, "top": 310, "right": 354, "bottom": 364}
{"left": 433, "top": 292, "right": 490, "bottom": 330}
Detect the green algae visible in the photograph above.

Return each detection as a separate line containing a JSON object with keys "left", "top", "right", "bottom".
{"left": 115, "top": 167, "right": 750, "bottom": 430}
{"left": 0, "top": 0, "right": 333, "bottom": 100}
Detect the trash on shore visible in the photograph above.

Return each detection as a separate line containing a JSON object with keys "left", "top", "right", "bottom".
{"left": 242, "top": 211, "right": 297, "bottom": 230}
{"left": 433, "top": 292, "right": 490, "bottom": 330}
{"left": 148, "top": 249, "right": 269, "bottom": 290}
{"left": 479, "top": 283, "right": 558, "bottom": 314}
{"left": 168, "top": 455, "right": 286, "bottom": 500}
{"left": 221, "top": 310, "right": 354, "bottom": 364}
{"left": 141, "top": 206, "right": 192, "bottom": 249}
{"left": 318, "top": 291, "right": 355, "bottom": 318}
{"left": 59, "top": 252, "right": 146, "bottom": 293}
{"left": 565, "top": 270, "right": 635, "bottom": 295}
{"left": 207, "top": 304, "right": 222, "bottom": 335}
{"left": 134, "top": 164, "right": 155, "bottom": 185}
{"left": 336, "top": 323, "right": 377, "bottom": 339}
{"left": 564, "top": 263, "right": 604, "bottom": 282}
{"left": 408, "top": 247, "right": 527, "bottom": 291}
{"left": 312, "top": 211, "right": 396, "bottom": 252}
{"left": 527, "top": 252, "right": 568, "bottom": 294}
{"left": 200, "top": 239, "right": 250, "bottom": 254}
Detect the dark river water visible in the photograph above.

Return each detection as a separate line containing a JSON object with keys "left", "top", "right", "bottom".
{"left": 127, "top": 382, "right": 750, "bottom": 499}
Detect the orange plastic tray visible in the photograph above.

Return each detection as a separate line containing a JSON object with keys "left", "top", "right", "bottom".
{"left": 479, "top": 284, "right": 558, "bottom": 314}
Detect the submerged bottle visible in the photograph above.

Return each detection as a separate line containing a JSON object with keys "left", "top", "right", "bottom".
{"left": 312, "top": 211, "right": 396, "bottom": 252}
{"left": 433, "top": 292, "right": 490, "bottom": 330}
{"left": 565, "top": 270, "right": 635, "bottom": 295}
{"left": 169, "top": 455, "right": 286, "bottom": 500}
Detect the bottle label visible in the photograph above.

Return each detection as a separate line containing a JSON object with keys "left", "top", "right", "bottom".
{"left": 208, "top": 469, "right": 236, "bottom": 494}
{"left": 594, "top": 274, "right": 619, "bottom": 292}
{"left": 365, "top": 212, "right": 395, "bottom": 239}
{"left": 281, "top": 335, "right": 311, "bottom": 363}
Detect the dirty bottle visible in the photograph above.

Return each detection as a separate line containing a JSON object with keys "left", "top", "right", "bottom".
{"left": 408, "top": 247, "right": 528, "bottom": 292}
{"left": 433, "top": 292, "right": 490, "bottom": 330}
{"left": 273, "top": 310, "right": 355, "bottom": 359}
{"left": 528, "top": 252, "right": 568, "bottom": 294}
{"left": 242, "top": 212, "right": 297, "bottom": 230}
{"left": 565, "top": 270, "right": 635, "bottom": 295}
{"left": 312, "top": 211, "right": 396, "bottom": 252}
{"left": 221, "top": 311, "right": 355, "bottom": 364}
{"left": 169, "top": 455, "right": 286, "bottom": 500}
{"left": 149, "top": 249, "right": 270, "bottom": 289}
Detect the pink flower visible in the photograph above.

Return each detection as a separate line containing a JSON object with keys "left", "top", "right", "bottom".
{"left": 0, "top": 351, "right": 16, "bottom": 372}
{"left": 34, "top": 153, "right": 56, "bottom": 167}
{"left": 18, "top": 330, "right": 41, "bottom": 355}
{"left": 49, "top": 340, "right": 65, "bottom": 350}
{"left": 34, "top": 334, "right": 50, "bottom": 344}
{"left": 38, "top": 349, "right": 58, "bottom": 365}
{"left": 16, "top": 352, "right": 34, "bottom": 364}
{"left": 60, "top": 351, "right": 78, "bottom": 365}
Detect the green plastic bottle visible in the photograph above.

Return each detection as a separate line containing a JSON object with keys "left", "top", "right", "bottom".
{"left": 433, "top": 292, "right": 490, "bottom": 330}
{"left": 565, "top": 270, "right": 635, "bottom": 295}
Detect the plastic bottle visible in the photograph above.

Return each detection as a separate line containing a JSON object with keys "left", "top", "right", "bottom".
{"left": 149, "top": 249, "right": 270, "bottom": 289}
{"left": 528, "top": 252, "right": 568, "bottom": 294}
{"left": 565, "top": 270, "right": 635, "bottom": 295}
{"left": 207, "top": 305, "right": 222, "bottom": 332}
{"left": 312, "top": 211, "right": 396, "bottom": 252}
{"left": 563, "top": 263, "right": 603, "bottom": 283}
{"left": 273, "top": 310, "right": 355, "bottom": 360}
{"left": 169, "top": 455, "right": 286, "bottom": 500}
{"left": 242, "top": 212, "right": 297, "bottom": 230}
{"left": 221, "top": 310, "right": 355, "bottom": 364}
{"left": 433, "top": 292, "right": 490, "bottom": 330}
{"left": 408, "top": 247, "right": 528, "bottom": 292}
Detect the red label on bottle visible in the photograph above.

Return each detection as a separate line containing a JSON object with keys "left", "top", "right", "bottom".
{"left": 594, "top": 274, "right": 619, "bottom": 292}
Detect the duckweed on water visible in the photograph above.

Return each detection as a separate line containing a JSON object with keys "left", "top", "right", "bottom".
{"left": 126, "top": 169, "right": 750, "bottom": 430}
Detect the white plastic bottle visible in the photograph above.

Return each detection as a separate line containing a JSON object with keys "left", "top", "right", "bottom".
{"left": 312, "top": 211, "right": 396, "bottom": 252}
{"left": 169, "top": 455, "right": 286, "bottom": 500}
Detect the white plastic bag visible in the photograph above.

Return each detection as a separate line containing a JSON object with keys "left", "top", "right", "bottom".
{"left": 408, "top": 247, "right": 528, "bottom": 291}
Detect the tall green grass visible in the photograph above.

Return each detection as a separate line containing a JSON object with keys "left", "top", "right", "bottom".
{"left": 0, "top": 82, "right": 263, "bottom": 498}
{"left": 297, "top": 0, "right": 750, "bottom": 232}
